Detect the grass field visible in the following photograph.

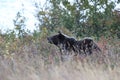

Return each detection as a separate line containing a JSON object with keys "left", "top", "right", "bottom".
{"left": 0, "top": 37, "right": 120, "bottom": 80}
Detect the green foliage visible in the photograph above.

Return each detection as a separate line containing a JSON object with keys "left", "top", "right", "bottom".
{"left": 13, "top": 11, "right": 26, "bottom": 41}
{"left": 33, "top": 0, "right": 120, "bottom": 39}
{"left": 0, "top": 0, "right": 120, "bottom": 57}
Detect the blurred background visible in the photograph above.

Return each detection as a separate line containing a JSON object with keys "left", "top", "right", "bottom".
{"left": 0, "top": 0, "right": 120, "bottom": 80}
{"left": 0, "top": 0, "right": 120, "bottom": 38}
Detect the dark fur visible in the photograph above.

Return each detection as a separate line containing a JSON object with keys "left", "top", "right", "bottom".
{"left": 47, "top": 32, "right": 101, "bottom": 55}
{"left": 75, "top": 38, "right": 101, "bottom": 55}
{"left": 47, "top": 31, "right": 76, "bottom": 53}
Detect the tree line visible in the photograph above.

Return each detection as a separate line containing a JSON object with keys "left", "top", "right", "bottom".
{"left": 1, "top": 0, "right": 120, "bottom": 40}
{"left": 35, "top": 0, "right": 120, "bottom": 38}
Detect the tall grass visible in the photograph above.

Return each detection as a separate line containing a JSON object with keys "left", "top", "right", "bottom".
{"left": 0, "top": 33, "right": 120, "bottom": 80}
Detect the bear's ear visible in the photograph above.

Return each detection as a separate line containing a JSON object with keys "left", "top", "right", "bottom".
{"left": 58, "top": 31, "right": 62, "bottom": 34}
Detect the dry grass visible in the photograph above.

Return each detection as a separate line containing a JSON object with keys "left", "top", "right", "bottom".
{"left": 0, "top": 37, "right": 120, "bottom": 80}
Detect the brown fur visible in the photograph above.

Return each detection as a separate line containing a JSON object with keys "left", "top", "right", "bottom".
{"left": 47, "top": 31, "right": 101, "bottom": 55}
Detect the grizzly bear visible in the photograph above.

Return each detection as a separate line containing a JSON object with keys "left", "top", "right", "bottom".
{"left": 47, "top": 31, "right": 101, "bottom": 55}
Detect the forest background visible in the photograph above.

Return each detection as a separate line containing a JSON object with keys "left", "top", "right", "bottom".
{"left": 0, "top": 0, "right": 120, "bottom": 80}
